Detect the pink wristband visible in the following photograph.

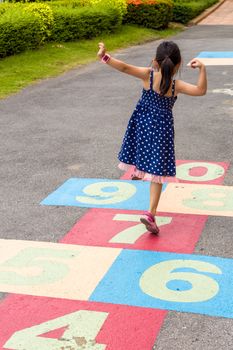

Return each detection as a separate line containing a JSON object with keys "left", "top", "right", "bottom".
{"left": 101, "top": 54, "right": 111, "bottom": 63}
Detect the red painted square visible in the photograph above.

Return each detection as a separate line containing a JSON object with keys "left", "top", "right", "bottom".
{"left": 120, "top": 160, "right": 229, "bottom": 185}
{"left": 61, "top": 208, "right": 207, "bottom": 253}
{"left": 0, "top": 294, "right": 166, "bottom": 350}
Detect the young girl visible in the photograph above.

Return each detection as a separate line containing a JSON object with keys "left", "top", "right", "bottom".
{"left": 97, "top": 41, "right": 207, "bottom": 235}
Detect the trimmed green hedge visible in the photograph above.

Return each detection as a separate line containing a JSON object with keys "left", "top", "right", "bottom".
{"left": 51, "top": 6, "right": 121, "bottom": 42}
{"left": 0, "top": 8, "right": 43, "bottom": 58}
{"left": 82, "top": 0, "right": 128, "bottom": 19}
{"left": 47, "top": 0, "right": 84, "bottom": 8}
{"left": 0, "top": 2, "right": 122, "bottom": 57}
{"left": 6, "top": 0, "right": 45, "bottom": 2}
{"left": 124, "top": 0, "right": 173, "bottom": 29}
{"left": 173, "top": 0, "right": 219, "bottom": 24}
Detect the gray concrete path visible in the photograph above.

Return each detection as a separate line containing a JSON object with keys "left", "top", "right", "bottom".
{"left": 0, "top": 24, "right": 233, "bottom": 349}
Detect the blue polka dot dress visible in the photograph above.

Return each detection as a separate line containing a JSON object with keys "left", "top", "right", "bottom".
{"left": 118, "top": 69, "right": 178, "bottom": 183}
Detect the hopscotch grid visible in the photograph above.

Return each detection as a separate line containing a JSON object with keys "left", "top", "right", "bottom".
{"left": 0, "top": 160, "right": 232, "bottom": 350}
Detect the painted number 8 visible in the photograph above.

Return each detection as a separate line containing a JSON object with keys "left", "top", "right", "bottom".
{"left": 140, "top": 260, "right": 222, "bottom": 303}
{"left": 76, "top": 181, "right": 136, "bottom": 205}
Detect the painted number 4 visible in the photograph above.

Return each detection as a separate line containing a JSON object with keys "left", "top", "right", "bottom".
{"left": 4, "top": 310, "right": 108, "bottom": 350}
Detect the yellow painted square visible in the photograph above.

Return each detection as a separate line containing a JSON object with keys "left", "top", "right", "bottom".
{"left": 158, "top": 183, "right": 233, "bottom": 217}
{"left": 188, "top": 58, "right": 233, "bottom": 66}
{"left": 0, "top": 239, "right": 121, "bottom": 300}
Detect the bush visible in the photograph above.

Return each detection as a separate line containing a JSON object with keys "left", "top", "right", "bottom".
{"left": 0, "top": 1, "right": 122, "bottom": 57}
{"left": 51, "top": 6, "right": 122, "bottom": 42}
{"left": 49, "top": 0, "right": 127, "bottom": 20}
{"left": 48, "top": 0, "right": 84, "bottom": 8}
{"left": 5, "top": 0, "right": 44, "bottom": 3}
{"left": 173, "top": 0, "right": 219, "bottom": 24}
{"left": 24, "top": 3, "right": 54, "bottom": 40}
{"left": 87, "top": 0, "right": 127, "bottom": 18}
{"left": 0, "top": 4, "right": 12, "bottom": 14}
{"left": 124, "top": 0, "right": 173, "bottom": 29}
{"left": 0, "top": 7, "right": 43, "bottom": 58}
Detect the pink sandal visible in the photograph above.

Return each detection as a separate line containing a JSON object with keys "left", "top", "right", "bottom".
{"left": 131, "top": 175, "right": 142, "bottom": 181}
{"left": 140, "top": 211, "right": 159, "bottom": 235}
{"left": 131, "top": 174, "right": 142, "bottom": 180}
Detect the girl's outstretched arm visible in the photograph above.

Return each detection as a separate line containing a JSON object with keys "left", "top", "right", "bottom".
{"left": 97, "top": 42, "right": 150, "bottom": 81}
{"left": 176, "top": 59, "right": 207, "bottom": 96}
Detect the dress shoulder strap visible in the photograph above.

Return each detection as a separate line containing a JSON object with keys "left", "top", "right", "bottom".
{"left": 172, "top": 79, "right": 176, "bottom": 97}
{"left": 150, "top": 68, "right": 154, "bottom": 90}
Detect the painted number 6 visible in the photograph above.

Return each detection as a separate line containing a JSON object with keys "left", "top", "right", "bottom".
{"left": 76, "top": 181, "right": 136, "bottom": 205}
{"left": 140, "top": 259, "right": 222, "bottom": 303}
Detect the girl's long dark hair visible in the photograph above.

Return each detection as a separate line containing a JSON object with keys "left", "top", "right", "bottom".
{"left": 156, "top": 41, "right": 181, "bottom": 96}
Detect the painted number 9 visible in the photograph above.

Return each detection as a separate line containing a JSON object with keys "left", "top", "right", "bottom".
{"left": 76, "top": 181, "right": 136, "bottom": 205}
{"left": 140, "top": 260, "right": 222, "bottom": 303}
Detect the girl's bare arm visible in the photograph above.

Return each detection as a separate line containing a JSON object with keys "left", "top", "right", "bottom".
{"left": 97, "top": 42, "right": 150, "bottom": 81}
{"left": 176, "top": 59, "right": 207, "bottom": 96}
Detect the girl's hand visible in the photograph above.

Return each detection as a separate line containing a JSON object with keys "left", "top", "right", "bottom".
{"left": 97, "top": 42, "right": 106, "bottom": 59}
{"left": 189, "top": 59, "right": 205, "bottom": 69}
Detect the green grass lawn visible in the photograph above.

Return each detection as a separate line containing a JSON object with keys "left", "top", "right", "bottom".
{"left": 0, "top": 25, "right": 182, "bottom": 99}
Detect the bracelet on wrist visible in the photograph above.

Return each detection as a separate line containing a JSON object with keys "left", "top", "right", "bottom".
{"left": 101, "top": 53, "right": 111, "bottom": 64}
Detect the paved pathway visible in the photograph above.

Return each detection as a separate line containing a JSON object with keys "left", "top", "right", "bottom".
{"left": 199, "top": 0, "right": 233, "bottom": 24}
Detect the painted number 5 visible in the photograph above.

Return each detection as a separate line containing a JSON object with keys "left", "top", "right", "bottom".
{"left": 140, "top": 259, "right": 222, "bottom": 303}
{"left": 76, "top": 182, "right": 136, "bottom": 205}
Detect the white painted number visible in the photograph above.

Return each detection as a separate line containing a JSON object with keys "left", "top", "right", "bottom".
{"left": 140, "top": 259, "right": 222, "bottom": 302}
{"left": 0, "top": 247, "right": 77, "bottom": 285}
{"left": 4, "top": 310, "right": 108, "bottom": 350}
{"left": 76, "top": 182, "right": 136, "bottom": 205}
{"left": 110, "top": 214, "right": 172, "bottom": 244}
{"left": 176, "top": 162, "right": 225, "bottom": 182}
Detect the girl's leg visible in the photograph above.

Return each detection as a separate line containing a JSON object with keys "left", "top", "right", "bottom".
{"left": 149, "top": 182, "right": 163, "bottom": 216}
{"left": 140, "top": 181, "right": 162, "bottom": 234}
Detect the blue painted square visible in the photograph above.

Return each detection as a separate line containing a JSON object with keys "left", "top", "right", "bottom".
{"left": 197, "top": 51, "right": 233, "bottom": 58}
{"left": 41, "top": 178, "right": 167, "bottom": 210}
{"left": 89, "top": 250, "right": 233, "bottom": 319}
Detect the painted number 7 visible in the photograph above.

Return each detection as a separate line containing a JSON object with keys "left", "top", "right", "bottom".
{"left": 110, "top": 214, "right": 172, "bottom": 244}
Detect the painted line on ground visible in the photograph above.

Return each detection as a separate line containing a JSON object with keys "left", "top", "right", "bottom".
{"left": 189, "top": 52, "right": 233, "bottom": 66}
{"left": 197, "top": 52, "right": 233, "bottom": 58}
{"left": 0, "top": 295, "right": 166, "bottom": 350}
{"left": 159, "top": 183, "right": 233, "bottom": 217}
{"left": 40, "top": 161, "right": 231, "bottom": 215}
{"left": 40, "top": 180, "right": 233, "bottom": 217}
{"left": 40, "top": 178, "right": 167, "bottom": 210}
{"left": 0, "top": 239, "right": 233, "bottom": 319}
{"left": 90, "top": 249, "right": 233, "bottom": 319}
{"left": 121, "top": 160, "right": 228, "bottom": 185}
{"left": 0, "top": 160, "right": 230, "bottom": 350}
{"left": 61, "top": 209, "right": 207, "bottom": 253}
{"left": 0, "top": 239, "right": 121, "bottom": 300}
